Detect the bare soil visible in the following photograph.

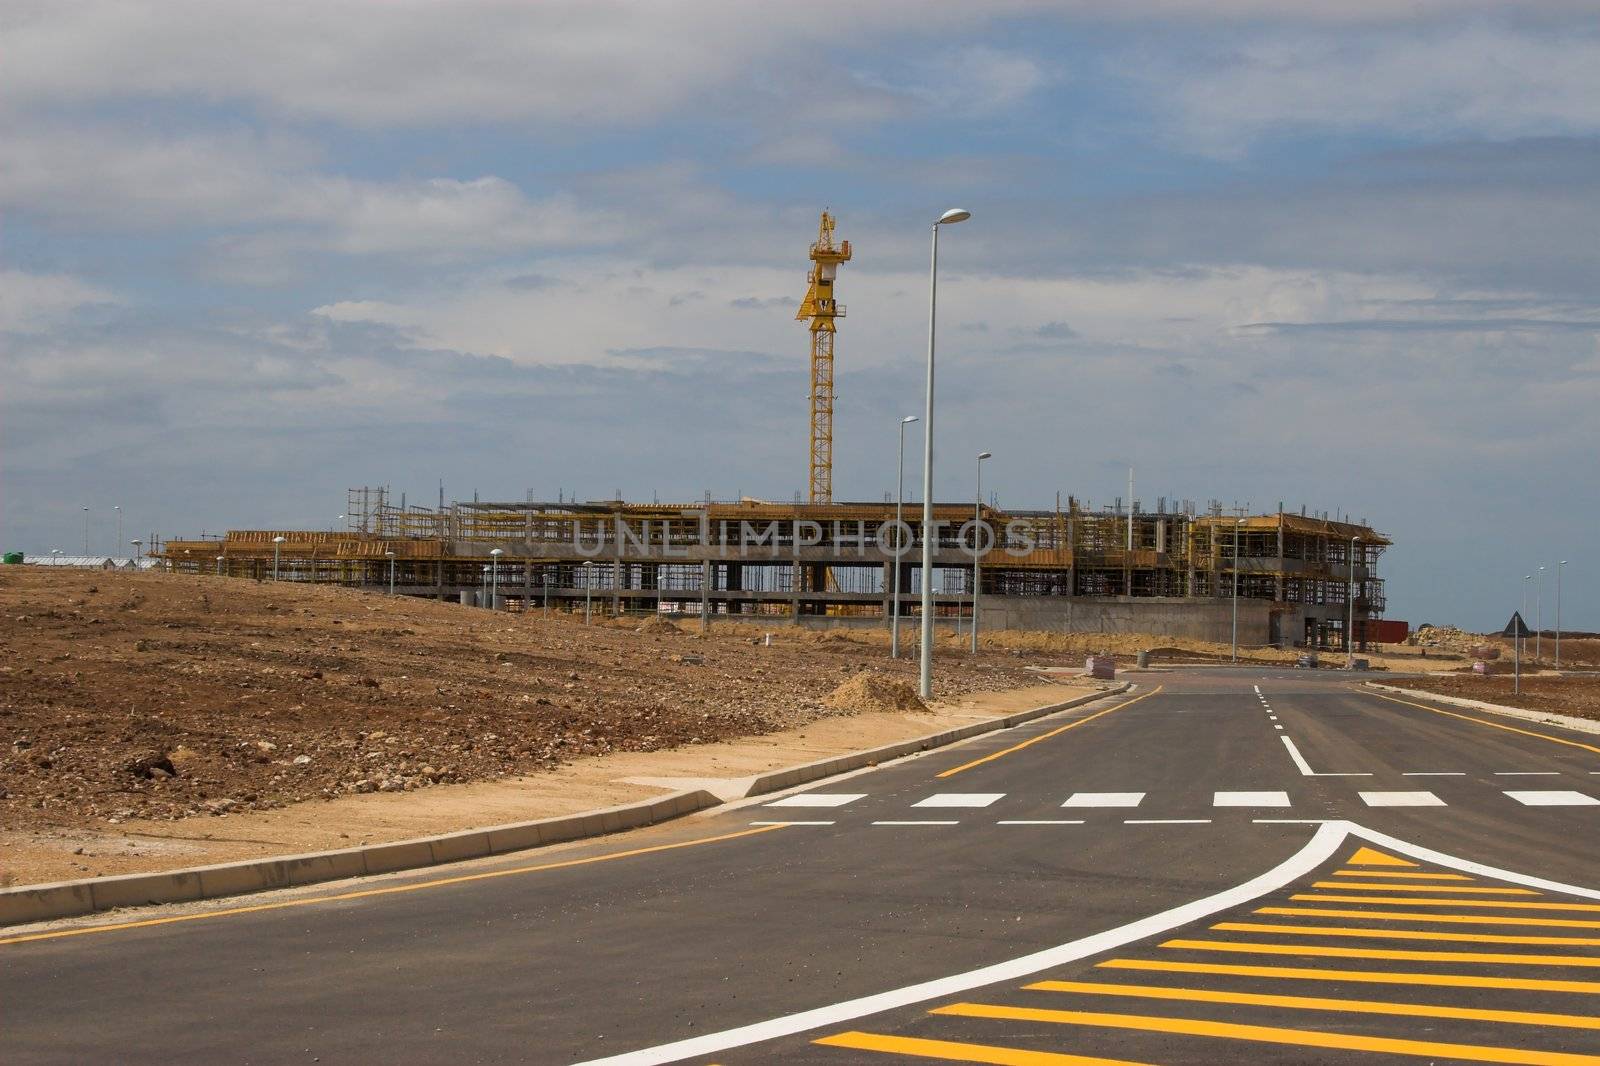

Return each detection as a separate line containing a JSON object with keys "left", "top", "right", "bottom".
{"left": 1394, "top": 673, "right": 1600, "bottom": 723}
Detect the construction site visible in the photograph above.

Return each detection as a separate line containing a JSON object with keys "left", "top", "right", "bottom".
{"left": 155, "top": 212, "right": 1392, "bottom": 651}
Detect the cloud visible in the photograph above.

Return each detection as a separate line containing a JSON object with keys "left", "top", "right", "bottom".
{"left": 1036, "top": 320, "right": 1078, "bottom": 339}
{"left": 0, "top": 270, "right": 120, "bottom": 333}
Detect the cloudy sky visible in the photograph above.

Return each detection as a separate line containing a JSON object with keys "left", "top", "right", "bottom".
{"left": 3, "top": 1, "right": 1597, "bottom": 630}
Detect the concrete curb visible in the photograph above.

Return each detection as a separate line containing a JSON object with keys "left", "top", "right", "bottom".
{"left": 1364, "top": 682, "right": 1600, "bottom": 737}
{"left": 0, "top": 683, "right": 1129, "bottom": 928}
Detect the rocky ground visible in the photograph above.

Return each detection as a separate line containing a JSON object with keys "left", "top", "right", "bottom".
{"left": 1390, "top": 672, "right": 1600, "bottom": 723}
{"left": 0, "top": 569, "right": 1041, "bottom": 831}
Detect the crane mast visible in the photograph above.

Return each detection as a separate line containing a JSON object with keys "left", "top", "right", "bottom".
{"left": 796, "top": 211, "right": 851, "bottom": 504}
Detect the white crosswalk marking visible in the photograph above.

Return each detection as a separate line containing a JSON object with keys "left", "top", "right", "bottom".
{"left": 1360, "top": 790, "right": 1446, "bottom": 807}
{"left": 1504, "top": 790, "right": 1600, "bottom": 806}
{"left": 1213, "top": 791, "right": 1292, "bottom": 807}
{"left": 764, "top": 793, "right": 866, "bottom": 808}
{"left": 913, "top": 793, "right": 1005, "bottom": 808}
{"left": 1062, "top": 792, "right": 1145, "bottom": 808}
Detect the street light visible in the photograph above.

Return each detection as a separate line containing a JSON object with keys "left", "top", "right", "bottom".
{"left": 1346, "top": 536, "right": 1361, "bottom": 669}
{"left": 971, "top": 451, "right": 991, "bottom": 654}
{"left": 1536, "top": 565, "right": 1546, "bottom": 661}
{"left": 131, "top": 539, "right": 142, "bottom": 567}
{"left": 583, "top": 560, "right": 595, "bottom": 624}
{"left": 1523, "top": 574, "right": 1533, "bottom": 665}
{"left": 114, "top": 506, "right": 122, "bottom": 556}
{"left": 215, "top": 554, "right": 224, "bottom": 576}
{"left": 489, "top": 547, "right": 503, "bottom": 608}
{"left": 385, "top": 550, "right": 397, "bottom": 596}
{"left": 82, "top": 506, "right": 90, "bottom": 555}
{"left": 1231, "top": 518, "right": 1244, "bottom": 663}
{"left": 50, "top": 548, "right": 62, "bottom": 566}
{"left": 272, "top": 536, "right": 287, "bottom": 580}
{"left": 918, "top": 206, "right": 970, "bottom": 700}
{"left": 891, "top": 415, "right": 918, "bottom": 659}
{"left": 1557, "top": 560, "right": 1568, "bottom": 670}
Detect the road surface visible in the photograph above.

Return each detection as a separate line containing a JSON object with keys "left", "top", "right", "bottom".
{"left": 4, "top": 669, "right": 1599, "bottom": 1064}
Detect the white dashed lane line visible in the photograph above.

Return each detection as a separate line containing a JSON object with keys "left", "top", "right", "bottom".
{"left": 1214, "top": 791, "right": 1292, "bottom": 807}
{"left": 1505, "top": 790, "right": 1600, "bottom": 806}
{"left": 1359, "top": 791, "right": 1447, "bottom": 807}
{"left": 764, "top": 793, "right": 865, "bottom": 808}
{"left": 1062, "top": 792, "right": 1146, "bottom": 808}
{"left": 912, "top": 793, "right": 1005, "bottom": 809}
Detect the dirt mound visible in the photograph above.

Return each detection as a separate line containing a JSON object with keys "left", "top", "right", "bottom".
{"left": 636, "top": 615, "right": 684, "bottom": 635}
{"left": 1413, "top": 624, "right": 1482, "bottom": 653}
{"left": 825, "top": 672, "right": 928, "bottom": 713}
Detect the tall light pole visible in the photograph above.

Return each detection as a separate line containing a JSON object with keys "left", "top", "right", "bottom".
{"left": 891, "top": 415, "right": 918, "bottom": 659}
{"left": 583, "top": 560, "right": 595, "bottom": 624}
{"left": 131, "top": 539, "right": 142, "bottom": 567}
{"left": 1231, "top": 518, "right": 1244, "bottom": 663}
{"left": 918, "top": 207, "right": 970, "bottom": 700}
{"left": 1523, "top": 574, "right": 1533, "bottom": 666}
{"left": 114, "top": 506, "right": 122, "bottom": 557}
{"left": 489, "top": 547, "right": 503, "bottom": 608}
{"left": 1346, "top": 536, "right": 1361, "bottom": 669}
{"left": 50, "top": 548, "right": 63, "bottom": 566}
{"left": 1557, "top": 560, "right": 1568, "bottom": 670}
{"left": 272, "top": 535, "right": 286, "bottom": 581}
{"left": 1536, "top": 565, "right": 1545, "bottom": 660}
{"left": 971, "top": 451, "right": 991, "bottom": 654}
{"left": 82, "top": 506, "right": 90, "bottom": 555}
{"left": 385, "top": 550, "right": 397, "bottom": 596}
{"left": 215, "top": 554, "right": 224, "bottom": 576}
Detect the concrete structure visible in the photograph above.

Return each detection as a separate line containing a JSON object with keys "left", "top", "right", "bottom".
{"left": 161, "top": 491, "right": 1388, "bottom": 649}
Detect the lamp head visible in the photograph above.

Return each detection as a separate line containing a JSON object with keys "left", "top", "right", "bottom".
{"left": 901, "top": 415, "right": 918, "bottom": 424}
{"left": 977, "top": 451, "right": 992, "bottom": 460}
{"left": 490, "top": 548, "right": 503, "bottom": 557}
{"left": 936, "top": 208, "right": 971, "bottom": 225}
{"left": 273, "top": 536, "right": 286, "bottom": 544}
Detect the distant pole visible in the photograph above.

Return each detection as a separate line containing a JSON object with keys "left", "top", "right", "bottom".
{"left": 892, "top": 415, "right": 917, "bottom": 658}
{"left": 385, "top": 550, "right": 397, "bottom": 596}
{"left": 1536, "top": 565, "right": 1545, "bottom": 661}
{"left": 700, "top": 559, "right": 710, "bottom": 633}
{"left": 272, "top": 536, "right": 286, "bottom": 581}
{"left": 114, "top": 506, "right": 122, "bottom": 557}
{"left": 131, "top": 540, "right": 142, "bottom": 568}
{"left": 1515, "top": 620, "right": 1522, "bottom": 696}
{"left": 1557, "top": 560, "right": 1567, "bottom": 670}
{"left": 543, "top": 572, "right": 551, "bottom": 618}
{"left": 1231, "top": 518, "right": 1243, "bottom": 663}
{"left": 82, "top": 507, "right": 90, "bottom": 555}
{"left": 216, "top": 555, "right": 224, "bottom": 576}
{"left": 584, "top": 561, "right": 594, "bottom": 624}
{"left": 972, "top": 451, "right": 991, "bottom": 654}
{"left": 489, "top": 548, "right": 503, "bottom": 609}
{"left": 1346, "top": 536, "right": 1360, "bottom": 669}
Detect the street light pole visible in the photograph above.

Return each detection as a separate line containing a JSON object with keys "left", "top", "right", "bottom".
{"left": 114, "top": 506, "right": 122, "bottom": 557}
{"left": 1231, "top": 518, "right": 1244, "bottom": 663}
{"left": 1536, "top": 565, "right": 1545, "bottom": 661}
{"left": 51, "top": 548, "right": 62, "bottom": 566}
{"left": 489, "top": 548, "right": 503, "bottom": 609}
{"left": 131, "top": 540, "right": 142, "bottom": 568}
{"left": 1523, "top": 574, "right": 1533, "bottom": 666}
{"left": 82, "top": 507, "right": 90, "bottom": 555}
{"left": 584, "top": 561, "right": 595, "bottom": 624}
{"left": 972, "top": 451, "right": 991, "bottom": 654}
{"left": 1557, "top": 560, "right": 1567, "bottom": 670}
{"left": 215, "top": 554, "right": 224, "bottom": 576}
{"left": 385, "top": 550, "right": 397, "bottom": 596}
{"left": 1347, "top": 536, "right": 1361, "bottom": 669}
{"left": 892, "top": 415, "right": 917, "bottom": 659}
{"left": 272, "top": 536, "right": 286, "bottom": 581}
{"left": 919, "top": 207, "right": 970, "bottom": 700}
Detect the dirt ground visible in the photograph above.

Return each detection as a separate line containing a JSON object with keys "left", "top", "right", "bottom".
{"left": 1, "top": 568, "right": 1118, "bottom": 885}
{"left": 1389, "top": 673, "right": 1600, "bottom": 724}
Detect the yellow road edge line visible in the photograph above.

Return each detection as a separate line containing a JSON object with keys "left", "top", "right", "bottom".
{"left": 1312, "top": 881, "right": 1539, "bottom": 895}
{"left": 1100, "top": 957, "right": 1600, "bottom": 994}
{"left": 0, "top": 823, "right": 787, "bottom": 947}
{"left": 1370, "top": 691, "right": 1600, "bottom": 758}
{"left": 1258, "top": 906, "right": 1600, "bottom": 929}
{"left": 1291, "top": 893, "right": 1600, "bottom": 912}
{"left": 1214, "top": 921, "right": 1600, "bottom": 947}
{"left": 1023, "top": 978, "right": 1600, "bottom": 1031}
{"left": 933, "top": 1001, "right": 1600, "bottom": 1065}
{"left": 813, "top": 1031, "right": 1153, "bottom": 1066}
{"left": 1161, "top": 937, "right": 1600, "bottom": 968}
{"left": 1329, "top": 869, "right": 1473, "bottom": 880}
{"left": 937, "top": 687, "right": 1163, "bottom": 778}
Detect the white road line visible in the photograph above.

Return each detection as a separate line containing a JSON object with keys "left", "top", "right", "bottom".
{"left": 1062, "top": 791, "right": 1145, "bottom": 808}
{"left": 1404, "top": 772, "right": 1466, "bottom": 776}
{"left": 764, "top": 793, "right": 866, "bottom": 808}
{"left": 1214, "top": 791, "right": 1292, "bottom": 807}
{"left": 1279, "top": 735, "right": 1372, "bottom": 776}
{"left": 1360, "top": 791, "right": 1446, "bottom": 807}
{"left": 997, "top": 820, "right": 1085, "bottom": 826}
{"left": 1254, "top": 819, "right": 1333, "bottom": 824}
{"left": 749, "top": 820, "right": 834, "bottom": 826}
{"left": 912, "top": 792, "right": 1005, "bottom": 809}
{"left": 572, "top": 823, "right": 1350, "bottom": 1066}
{"left": 1504, "top": 790, "right": 1600, "bottom": 807}
{"left": 1274, "top": 725, "right": 1284, "bottom": 731}
{"left": 1125, "top": 818, "right": 1212, "bottom": 825}
{"left": 1253, "top": 685, "right": 1261, "bottom": 693}
{"left": 1496, "top": 771, "right": 1562, "bottom": 776}
{"left": 871, "top": 820, "right": 959, "bottom": 826}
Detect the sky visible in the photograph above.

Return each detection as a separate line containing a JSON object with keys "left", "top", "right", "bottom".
{"left": 2, "top": 1, "right": 1597, "bottom": 631}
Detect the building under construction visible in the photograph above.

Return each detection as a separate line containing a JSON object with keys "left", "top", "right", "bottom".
{"left": 161, "top": 489, "right": 1389, "bottom": 649}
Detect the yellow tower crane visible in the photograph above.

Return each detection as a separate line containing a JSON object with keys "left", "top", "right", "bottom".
{"left": 797, "top": 211, "right": 851, "bottom": 504}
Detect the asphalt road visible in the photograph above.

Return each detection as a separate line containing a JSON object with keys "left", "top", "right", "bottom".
{"left": 4, "top": 669, "right": 1600, "bottom": 1064}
